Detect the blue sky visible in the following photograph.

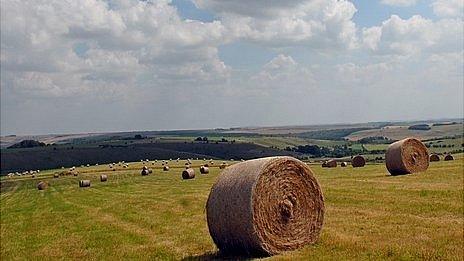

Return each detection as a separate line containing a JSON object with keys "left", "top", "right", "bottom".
{"left": 0, "top": 0, "right": 462, "bottom": 135}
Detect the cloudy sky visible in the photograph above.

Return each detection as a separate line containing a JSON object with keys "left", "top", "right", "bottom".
{"left": 1, "top": 0, "right": 463, "bottom": 135}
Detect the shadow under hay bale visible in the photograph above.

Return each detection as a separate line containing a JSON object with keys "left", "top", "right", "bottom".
{"left": 206, "top": 156, "right": 325, "bottom": 256}
{"left": 79, "top": 180, "right": 91, "bottom": 187}
{"left": 352, "top": 155, "right": 366, "bottom": 168}
{"left": 444, "top": 154, "right": 454, "bottom": 161}
{"left": 182, "top": 168, "right": 195, "bottom": 179}
{"left": 429, "top": 154, "right": 440, "bottom": 162}
{"left": 200, "top": 166, "right": 209, "bottom": 174}
{"left": 385, "top": 137, "right": 429, "bottom": 175}
{"left": 100, "top": 174, "right": 108, "bottom": 182}
{"left": 37, "top": 181, "right": 48, "bottom": 190}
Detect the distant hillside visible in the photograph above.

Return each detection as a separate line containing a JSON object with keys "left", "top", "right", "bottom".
{"left": 0, "top": 142, "right": 297, "bottom": 174}
{"left": 8, "top": 140, "right": 45, "bottom": 149}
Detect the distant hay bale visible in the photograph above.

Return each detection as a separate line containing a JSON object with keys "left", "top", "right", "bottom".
{"left": 54, "top": 173, "right": 59, "bottom": 178}
{"left": 219, "top": 163, "right": 227, "bottom": 169}
{"left": 200, "top": 166, "right": 209, "bottom": 174}
{"left": 182, "top": 168, "right": 195, "bottom": 179}
{"left": 444, "top": 154, "right": 454, "bottom": 161}
{"left": 206, "top": 156, "right": 325, "bottom": 256}
{"left": 141, "top": 167, "right": 149, "bottom": 176}
{"left": 385, "top": 138, "right": 429, "bottom": 175}
{"left": 163, "top": 166, "right": 170, "bottom": 171}
{"left": 429, "top": 154, "right": 440, "bottom": 162}
{"left": 100, "top": 174, "right": 108, "bottom": 182}
{"left": 322, "top": 159, "right": 337, "bottom": 168}
{"left": 79, "top": 180, "right": 91, "bottom": 187}
{"left": 37, "top": 181, "right": 48, "bottom": 190}
{"left": 204, "top": 163, "right": 209, "bottom": 167}
{"left": 73, "top": 172, "right": 78, "bottom": 177}
{"left": 341, "top": 162, "right": 348, "bottom": 167}
{"left": 148, "top": 169, "right": 153, "bottom": 174}
{"left": 351, "top": 155, "right": 366, "bottom": 168}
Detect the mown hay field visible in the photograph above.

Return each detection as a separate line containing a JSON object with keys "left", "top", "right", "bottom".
{"left": 1, "top": 158, "right": 463, "bottom": 260}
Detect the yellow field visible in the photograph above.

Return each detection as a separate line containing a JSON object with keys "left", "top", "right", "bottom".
{"left": 1, "top": 158, "right": 463, "bottom": 260}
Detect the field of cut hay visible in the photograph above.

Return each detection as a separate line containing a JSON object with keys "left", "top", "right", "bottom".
{"left": 1, "top": 158, "right": 463, "bottom": 260}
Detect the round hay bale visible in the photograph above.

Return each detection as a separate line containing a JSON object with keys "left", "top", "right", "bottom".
{"left": 148, "top": 169, "right": 153, "bottom": 174}
{"left": 200, "top": 166, "right": 209, "bottom": 174}
{"left": 79, "top": 180, "right": 91, "bottom": 187}
{"left": 100, "top": 174, "right": 108, "bottom": 182}
{"left": 182, "top": 168, "right": 195, "bottom": 179}
{"left": 37, "top": 181, "right": 48, "bottom": 190}
{"left": 444, "top": 154, "right": 454, "bottom": 161}
{"left": 53, "top": 173, "right": 59, "bottom": 178}
{"left": 340, "top": 162, "right": 348, "bottom": 167}
{"left": 219, "top": 163, "right": 227, "bottom": 169}
{"left": 385, "top": 138, "right": 429, "bottom": 175}
{"left": 73, "top": 172, "right": 78, "bottom": 177}
{"left": 163, "top": 166, "right": 170, "bottom": 171}
{"left": 352, "top": 155, "right": 366, "bottom": 168}
{"left": 323, "top": 159, "right": 337, "bottom": 168}
{"left": 206, "top": 156, "right": 324, "bottom": 256}
{"left": 429, "top": 154, "right": 440, "bottom": 162}
{"left": 141, "top": 169, "right": 149, "bottom": 176}
{"left": 204, "top": 163, "right": 209, "bottom": 167}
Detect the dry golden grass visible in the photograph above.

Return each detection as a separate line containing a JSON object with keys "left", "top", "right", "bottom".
{"left": 1, "top": 158, "right": 463, "bottom": 260}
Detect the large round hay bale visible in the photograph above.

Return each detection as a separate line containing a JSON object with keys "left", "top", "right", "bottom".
{"left": 163, "top": 165, "right": 170, "bottom": 171}
{"left": 444, "top": 154, "right": 454, "bottom": 161}
{"left": 351, "top": 155, "right": 366, "bottom": 168}
{"left": 37, "top": 181, "right": 48, "bottom": 190}
{"left": 79, "top": 180, "right": 91, "bottom": 187}
{"left": 340, "top": 162, "right": 348, "bottom": 167}
{"left": 429, "top": 154, "right": 440, "bottom": 162}
{"left": 100, "top": 174, "right": 108, "bottom": 182}
{"left": 385, "top": 138, "right": 429, "bottom": 175}
{"left": 322, "top": 159, "right": 337, "bottom": 168}
{"left": 200, "top": 166, "right": 209, "bottom": 174}
{"left": 182, "top": 168, "right": 195, "bottom": 179}
{"left": 206, "top": 156, "right": 325, "bottom": 256}
{"left": 141, "top": 169, "right": 149, "bottom": 176}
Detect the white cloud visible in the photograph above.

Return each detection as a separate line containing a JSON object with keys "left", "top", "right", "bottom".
{"left": 0, "top": 0, "right": 229, "bottom": 99}
{"left": 362, "top": 15, "right": 463, "bottom": 56}
{"left": 432, "top": 0, "right": 464, "bottom": 18}
{"left": 381, "top": 0, "right": 417, "bottom": 7}
{"left": 194, "top": 0, "right": 358, "bottom": 49}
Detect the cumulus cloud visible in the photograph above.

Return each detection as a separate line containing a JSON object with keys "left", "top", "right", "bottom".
{"left": 432, "top": 0, "right": 464, "bottom": 18}
{"left": 1, "top": 0, "right": 463, "bottom": 135}
{"left": 381, "top": 0, "right": 417, "bottom": 7}
{"left": 0, "top": 0, "right": 229, "bottom": 99}
{"left": 249, "top": 54, "right": 314, "bottom": 93}
{"left": 362, "top": 15, "right": 463, "bottom": 56}
{"left": 194, "top": 0, "right": 358, "bottom": 49}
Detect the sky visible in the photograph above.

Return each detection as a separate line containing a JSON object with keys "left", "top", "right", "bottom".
{"left": 1, "top": 0, "right": 463, "bottom": 135}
